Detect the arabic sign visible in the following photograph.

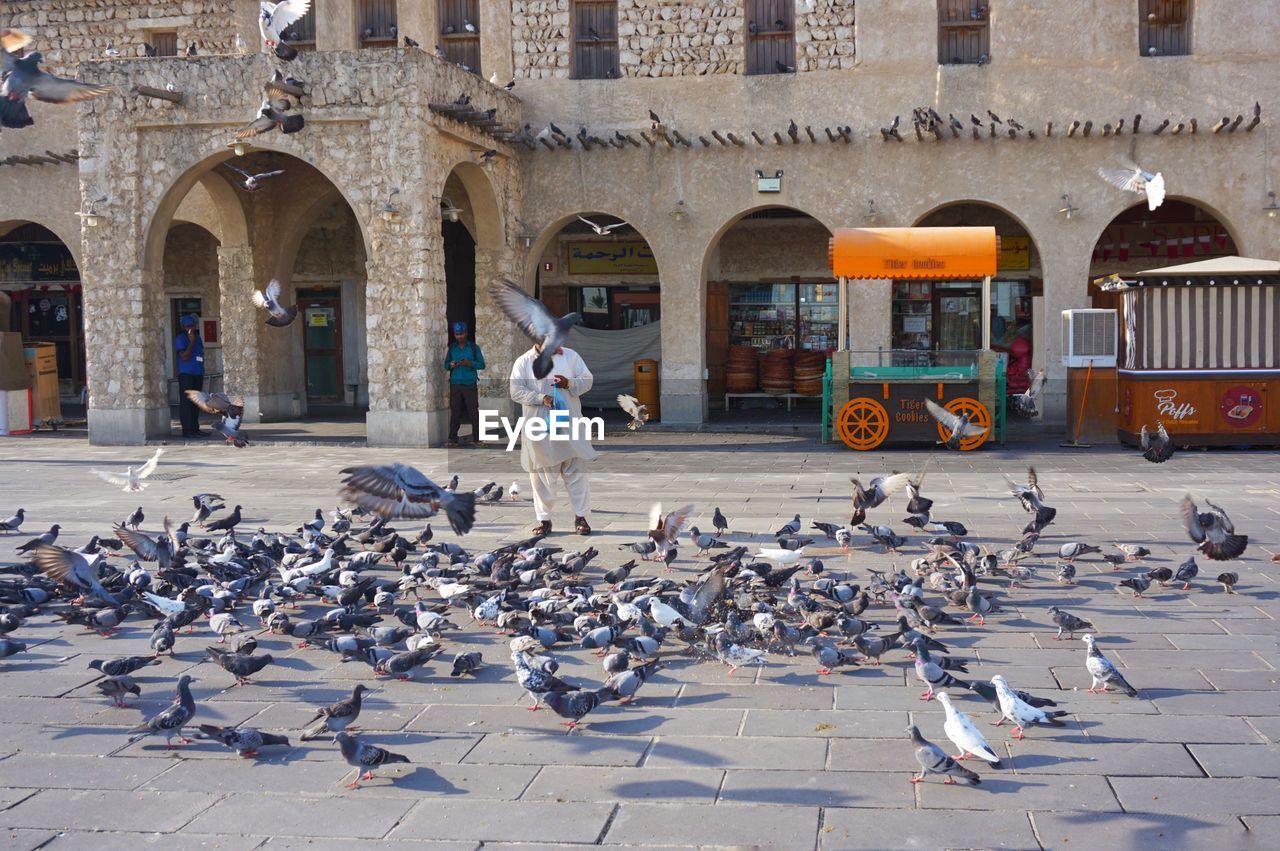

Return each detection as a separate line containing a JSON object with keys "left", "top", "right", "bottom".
{"left": 998, "top": 236, "right": 1030, "bottom": 271}
{"left": 566, "top": 241, "right": 658, "bottom": 276}
{"left": 0, "top": 243, "right": 80, "bottom": 282}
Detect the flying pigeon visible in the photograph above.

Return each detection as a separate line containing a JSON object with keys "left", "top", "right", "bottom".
{"left": 1181, "top": 496, "right": 1248, "bottom": 561}
{"left": 1140, "top": 422, "right": 1174, "bottom": 463}
{"left": 30, "top": 544, "right": 121, "bottom": 605}
{"left": 648, "top": 503, "right": 694, "bottom": 549}
{"left": 924, "top": 399, "right": 988, "bottom": 449}
{"left": 907, "top": 724, "right": 981, "bottom": 785}
{"left": 251, "top": 279, "right": 299, "bottom": 326}
{"left": 851, "top": 473, "right": 912, "bottom": 510}
{"left": 617, "top": 394, "right": 649, "bottom": 430}
{"left": 1010, "top": 369, "right": 1045, "bottom": 418}
{"left": 1098, "top": 161, "right": 1165, "bottom": 211}
{"left": 92, "top": 448, "right": 164, "bottom": 492}
{"left": 936, "top": 692, "right": 1002, "bottom": 767}
{"left": 339, "top": 464, "right": 476, "bottom": 533}
{"left": 489, "top": 279, "right": 582, "bottom": 379}
{"left": 259, "top": 1, "right": 312, "bottom": 60}
{"left": 224, "top": 163, "right": 285, "bottom": 192}
{"left": 335, "top": 731, "right": 409, "bottom": 788}
{"left": 0, "top": 47, "right": 113, "bottom": 110}
{"left": 1082, "top": 635, "right": 1138, "bottom": 697}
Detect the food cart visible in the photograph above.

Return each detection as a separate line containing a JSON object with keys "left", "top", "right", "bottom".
{"left": 1104, "top": 256, "right": 1280, "bottom": 446}
{"left": 823, "top": 227, "right": 1005, "bottom": 450}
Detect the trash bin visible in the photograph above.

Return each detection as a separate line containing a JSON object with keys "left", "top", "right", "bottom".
{"left": 633, "top": 359, "right": 660, "bottom": 422}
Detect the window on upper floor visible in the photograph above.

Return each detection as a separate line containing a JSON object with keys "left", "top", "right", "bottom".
{"left": 439, "top": 0, "right": 481, "bottom": 73}
{"left": 572, "top": 1, "right": 619, "bottom": 79}
{"left": 280, "top": 3, "right": 316, "bottom": 50}
{"left": 147, "top": 31, "right": 179, "bottom": 57}
{"left": 937, "top": 0, "right": 989, "bottom": 66}
{"left": 1139, "top": 0, "right": 1191, "bottom": 57}
{"left": 745, "top": 0, "right": 796, "bottom": 76}
{"left": 359, "top": 0, "right": 398, "bottom": 47}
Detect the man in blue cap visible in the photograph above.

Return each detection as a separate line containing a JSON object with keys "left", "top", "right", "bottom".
{"left": 175, "top": 314, "right": 207, "bottom": 438}
{"left": 443, "top": 320, "right": 485, "bottom": 447}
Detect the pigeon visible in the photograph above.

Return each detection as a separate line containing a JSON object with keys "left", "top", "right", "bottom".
{"left": 224, "top": 163, "right": 286, "bottom": 192}
{"left": 1058, "top": 542, "right": 1100, "bottom": 562}
{"left": 604, "top": 659, "right": 662, "bottom": 703}
{"left": 335, "top": 731, "right": 410, "bottom": 788}
{"left": 913, "top": 639, "right": 972, "bottom": 701}
{"left": 92, "top": 448, "right": 164, "bottom": 492}
{"left": 96, "top": 676, "right": 141, "bottom": 707}
{"left": 712, "top": 507, "right": 729, "bottom": 535}
{"left": 203, "top": 505, "right": 242, "bottom": 532}
{"left": 376, "top": 646, "right": 441, "bottom": 680}
{"left": 925, "top": 399, "right": 988, "bottom": 449}
{"left": 259, "top": 0, "right": 312, "bottom": 60}
{"left": 1216, "top": 572, "right": 1239, "bottom": 594}
{"left": 907, "top": 724, "right": 981, "bottom": 785}
{"left": 1173, "top": 556, "right": 1199, "bottom": 591}
{"left": 617, "top": 394, "right": 649, "bottom": 430}
{"left": 126, "top": 675, "right": 197, "bottom": 748}
{"left": 1181, "top": 496, "right": 1248, "bottom": 561}
{"left": 851, "top": 473, "right": 912, "bottom": 510}
{"left": 0, "top": 48, "right": 114, "bottom": 112}
{"left": 688, "top": 526, "right": 727, "bottom": 556}
{"left": 235, "top": 77, "right": 305, "bottom": 139}
{"left": 489, "top": 279, "right": 582, "bottom": 379}
{"left": 714, "top": 632, "right": 768, "bottom": 675}
{"left": 543, "top": 687, "right": 616, "bottom": 730}
{"left": 1098, "top": 160, "right": 1166, "bottom": 211}
{"left": 404, "top": 35, "right": 419, "bottom": 48}
{"left": 1113, "top": 543, "right": 1151, "bottom": 562}
{"left": 1082, "top": 635, "right": 1138, "bottom": 697}
{"left": 512, "top": 648, "right": 579, "bottom": 709}
{"left": 300, "top": 684, "right": 370, "bottom": 740}
{"left": 30, "top": 544, "right": 121, "bottom": 605}
{"left": 964, "top": 587, "right": 1000, "bottom": 625}
{"left": 339, "top": 464, "right": 476, "bottom": 533}
{"left": 1140, "top": 422, "right": 1174, "bottom": 463}
{"left": 187, "top": 42, "right": 198, "bottom": 56}
{"left": 90, "top": 656, "right": 161, "bottom": 678}
{"left": 0, "top": 638, "right": 26, "bottom": 661}
{"left": 450, "top": 651, "right": 483, "bottom": 677}
{"left": 1047, "top": 606, "right": 1093, "bottom": 640}
{"left": 0, "top": 507, "right": 24, "bottom": 534}
{"left": 805, "top": 638, "right": 862, "bottom": 676}
{"left": 936, "top": 692, "right": 1002, "bottom": 767}
{"left": 648, "top": 503, "right": 694, "bottom": 550}
{"left": 1010, "top": 369, "right": 1046, "bottom": 417}
{"left": 196, "top": 724, "right": 290, "bottom": 758}
{"left": 205, "top": 647, "right": 274, "bottom": 684}
{"left": 1119, "top": 574, "right": 1152, "bottom": 598}
{"left": 774, "top": 514, "right": 801, "bottom": 538}
{"left": 990, "top": 675, "right": 1068, "bottom": 739}
{"left": 970, "top": 679, "right": 1057, "bottom": 716}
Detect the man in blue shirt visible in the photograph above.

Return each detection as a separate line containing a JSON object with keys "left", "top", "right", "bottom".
{"left": 444, "top": 321, "right": 485, "bottom": 447}
{"left": 175, "top": 314, "right": 207, "bottom": 438}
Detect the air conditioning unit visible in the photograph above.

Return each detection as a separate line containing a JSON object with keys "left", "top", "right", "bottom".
{"left": 1061, "top": 309, "right": 1117, "bottom": 368}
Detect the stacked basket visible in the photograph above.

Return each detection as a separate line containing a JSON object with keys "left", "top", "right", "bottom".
{"left": 793, "top": 351, "right": 826, "bottom": 396}
{"left": 759, "top": 348, "right": 795, "bottom": 395}
{"left": 726, "top": 345, "right": 759, "bottom": 393}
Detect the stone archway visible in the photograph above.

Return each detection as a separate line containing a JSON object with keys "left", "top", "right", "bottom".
{"left": 0, "top": 222, "right": 84, "bottom": 393}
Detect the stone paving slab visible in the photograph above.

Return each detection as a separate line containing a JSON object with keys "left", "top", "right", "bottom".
{"left": 1031, "top": 812, "right": 1254, "bottom": 850}
{"left": 0, "top": 789, "right": 221, "bottom": 832}
{"left": 645, "top": 735, "right": 829, "bottom": 770}
{"left": 388, "top": 799, "right": 615, "bottom": 844}
{"left": 1109, "top": 777, "right": 1280, "bottom": 815}
{"left": 1187, "top": 743, "right": 1280, "bottom": 778}
{"left": 719, "top": 768, "right": 915, "bottom": 808}
{"left": 603, "top": 802, "right": 820, "bottom": 849}
{"left": 819, "top": 808, "right": 1040, "bottom": 850}
{"left": 521, "top": 766, "right": 724, "bottom": 803}
{"left": 182, "top": 792, "right": 416, "bottom": 838}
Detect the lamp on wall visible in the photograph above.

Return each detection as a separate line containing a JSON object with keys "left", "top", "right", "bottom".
{"left": 76, "top": 195, "right": 109, "bottom": 228}
{"left": 379, "top": 188, "right": 401, "bottom": 222}
{"left": 1057, "top": 194, "right": 1080, "bottom": 220}
{"left": 669, "top": 199, "right": 688, "bottom": 222}
{"left": 1265, "top": 191, "right": 1279, "bottom": 218}
{"left": 863, "top": 199, "right": 880, "bottom": 222}
{"left": 436, "top": 195, "right": 463, "bottom": 223}
{"left": 226, "top": 140, "right": 247, "bottom": 157}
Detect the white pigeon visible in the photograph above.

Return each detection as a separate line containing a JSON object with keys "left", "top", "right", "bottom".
{"left": 92, "top": 448, "right": 164, "bottom": 492}
{"left": 754, "top": 547, "right": 806, "bottom": 565}
{"left": 143, "top": 592, "right": 187, "bottom": 617}
{"left": 617, "top": 394, "right": 649, "bottom": 430}
{"left": 937, "top": 691, "right": 1002, "bottom": 766}
{"left": 250, "top": 278, "right": 298, "bottom": 326}
{"left": 209, "top": 612, "right": 243, "bottom": 642}
{"left": 991, "top": 675, "right": 1068, "bottom": 740}
{"left": 1098, "top": 161, "right": 1165, "bottom": 211}
{"left": 648, "top": 598, "right": 692, "bottom": 628}
{"left": 258, "top": 1, "right": 312, "bottom": 48}
{"left": 714, "top": 635, "right": 767, "bottom": 675}
{"left": 508, "top": 482, "right": 520, "bottom": 500}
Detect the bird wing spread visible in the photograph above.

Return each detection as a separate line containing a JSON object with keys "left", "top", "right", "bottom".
{"left": 93, "top": 470, "right": 131, "bottom": 487}
{"left": 1180, "top": 496, "right": 1206, "bottom": 543}
{"left": 29, "top": 72, "right": 113, "bottom": 104}
{"left": 489, "top": 279, "right": 558, "bottom": 343}
{"left": 616, "top": 394, "right": 639, "bottom": 416}
{"left": 30, "top": 544, "right": 91, "bottom": 590}
{"left": 1098, "top": 166, "right": 1146, "bottom": 193}
{"left": 137, "top": 448, "right": 164, "bottom": 479}
{"left": 266, "top": 0, "right": 313, "bottom": 33}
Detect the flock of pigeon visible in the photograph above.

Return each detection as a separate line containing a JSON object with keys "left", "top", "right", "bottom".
{"left": 0, "top": 445, "right": 1262, "bottom": 791}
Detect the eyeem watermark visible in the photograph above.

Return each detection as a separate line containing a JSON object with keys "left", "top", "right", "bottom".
{"left": 478, "top": 409, "right": 605, "bottom": 451}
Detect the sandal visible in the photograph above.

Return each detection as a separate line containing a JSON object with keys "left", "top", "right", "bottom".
{"left": 531, "top": 521, "right": 552, "bottom": 536}
{"left": 575, "top": 516, "right": 592, "bottom": 536}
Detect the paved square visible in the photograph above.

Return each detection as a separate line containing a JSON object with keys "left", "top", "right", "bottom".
{"left": 0, "top": 434, "right": 1276, "bottom": 850}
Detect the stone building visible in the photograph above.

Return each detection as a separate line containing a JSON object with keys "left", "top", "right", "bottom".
{"left": 0, "top": 0, "right": 1275, "bottom": 444}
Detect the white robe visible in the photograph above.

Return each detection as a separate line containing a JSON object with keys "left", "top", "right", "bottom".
{"left": 509, "top": 347, "right": 599, "bottom": 473}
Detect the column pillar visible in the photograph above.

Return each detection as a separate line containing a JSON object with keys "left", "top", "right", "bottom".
{"left": 216, "top": 244, "right": 263, "bottom": 422}
{"left": 1038, "top": 246, "right": 1093, "bottom": 425}
{"left": 398, "top": 0, "right": 437, "bottom": 53}
{"left": 657, "top": 258, "right": 705, "bottom": 424}
{"left": 316, "top": 0, "right": 357, "bottom": 51}
{"left": 479, "top": 0, "right": 514, "bottom": 82}
{"left": 474, "top": 243, "right": 524, "bottom": 420}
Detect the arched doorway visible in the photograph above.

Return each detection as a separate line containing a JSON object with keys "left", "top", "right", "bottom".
{"left": 528, "top": 212, "right": 662, "bottom": 418}
{"left": 161, "top": 222, "right": 222, "bottom": 412}
{"left": 0, "top": 222, "right": 83, "bottom": 399}
{"left": 911, "top": 203, "right": 1041, "bottom": 385}
{"left": 1088, "top": 199, "right": 1238, "bottom": 311}
{"left": 703, "top": 206, "right": 834, "bottom": 420}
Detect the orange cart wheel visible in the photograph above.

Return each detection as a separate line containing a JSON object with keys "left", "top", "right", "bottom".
{"left": 837, "top": 398, "right": 890, "bottom": 451}
{"left": 937, "top": 396, "right": 991, "bottom": 451}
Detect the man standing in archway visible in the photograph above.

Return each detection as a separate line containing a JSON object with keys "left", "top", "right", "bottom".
{"left": 444, "top": 321, "right": 485, "bottom": 447}
{"left": 509, "top": 342, "right": 597, "bottom": 536}
{"left": 175, "top": 314, "right": 206, "bottom": 438}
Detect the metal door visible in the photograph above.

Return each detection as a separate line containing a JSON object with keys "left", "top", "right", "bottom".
{"left": 300, "top": 291, "right": 342, "bottom": 402}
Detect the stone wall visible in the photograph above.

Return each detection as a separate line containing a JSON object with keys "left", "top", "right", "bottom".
{"left": 511, "top": 0, "right": 855, "bottom": 78}
{"left": 2, "top": 0, "right": 240, "bottom": 73}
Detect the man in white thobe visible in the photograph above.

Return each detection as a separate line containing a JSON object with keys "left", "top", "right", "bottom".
{"left": 509, "top": 343, "right": 598, "bottom": 536}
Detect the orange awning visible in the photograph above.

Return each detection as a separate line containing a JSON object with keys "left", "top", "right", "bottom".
{"left": 829, "top": 227, "right": 999, "bottom": 280}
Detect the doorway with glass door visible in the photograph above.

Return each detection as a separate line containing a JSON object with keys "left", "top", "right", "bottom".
{"left": 299, "top": 289, "right": 343, "bottom": 406}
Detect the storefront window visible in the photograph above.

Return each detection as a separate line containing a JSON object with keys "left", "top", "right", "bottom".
{"left": 728, "top": 282, "right": 839, "bottom": 353}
